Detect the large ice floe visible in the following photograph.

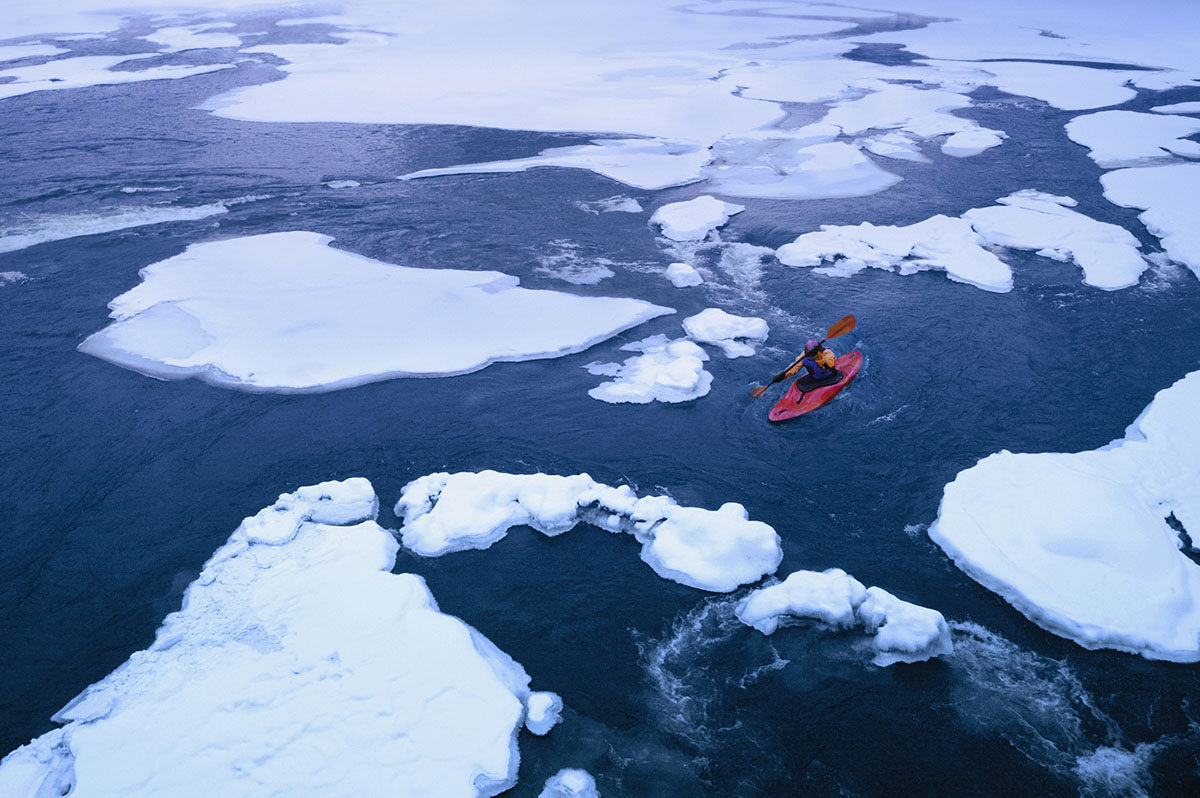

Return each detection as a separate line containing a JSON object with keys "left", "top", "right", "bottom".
{"left": 1065, "top": 110, "right": 1200, "bottom": 168}
{"left": 930, "top": 370, "right": 1200, "bottom": 662}
{"left": 736, "top": 568, "right": 953, "bottom": 667}
{"left": 777, "top": 190, "right": 1148, "bottom": 292}
{"left": 78, "top": 231, "right": 672, "bottom": 391}
{"left": 586, "top": 335, "right": 712, "bottom": 405}
{"left": 1101, "top": 163, "right": 1200, "bottom": 280}
{"left": 395, "top": 471, "right": 782, "bottom": 592}
{"left": 0, "top": 479, "right": 554, "bottom": 797}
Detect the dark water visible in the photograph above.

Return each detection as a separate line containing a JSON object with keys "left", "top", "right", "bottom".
{"left": 3, "top": 29, "right": 1200, "bottom": 798}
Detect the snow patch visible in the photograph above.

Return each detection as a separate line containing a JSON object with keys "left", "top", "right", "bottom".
{"left": 0, "top": 479, "right": 551, "bottom": 798}
{"left": 79, "top": 231, "right": 673, "bottom": 392}
{"left": 394, "top": 471, "right": 782, "bottom": 593}
{"left": 0, "top": 203, "right": 229, "bottom": 255}
{"left": 682, "top": 308, "right": 768, "bottom": 358}
{"left": 586, "top": 335, "right": 711, "bottom": 404}
{"left": 931, "top": 370, "right": 1200, "bottom": 661}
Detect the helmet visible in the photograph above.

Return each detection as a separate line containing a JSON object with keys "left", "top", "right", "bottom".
{"left": 806, "top": 339, "right": 818, "bottom": 350}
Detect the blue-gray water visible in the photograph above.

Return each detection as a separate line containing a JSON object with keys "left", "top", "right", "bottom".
{"left": 2, "top": 27, "right": 1200, "bottom": 797}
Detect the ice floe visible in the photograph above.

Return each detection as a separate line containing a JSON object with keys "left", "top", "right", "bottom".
{"left": 524, "top": 691, "right": 563, "bottom": 736}
{"left": 736, "top": 568, "right": 953, "bottom": 667}
{"left": 664, "top": 262, "right": 702, "bottom": 287}
{"left": 0, "top": 478, "right": 552, "bottom": 797}
{"left": 0, "top": 54, "right": 234, "bottom": 101}
{"left": 930, "top": 369, "right": 1200, "bottom": 661}
{"left": 1065, "top": 110, "right": 1200, "bottom": 168}
{"left": 145, "top": 24, "right": 241, "bottom": 53}
{"left": 1101, "top": 163, "right": 1200, "bottom": 280}
{"left": 586, "top": 335, "right": 711, "bottom": 404}
{"left": 925, "top": 59, "right": 1143, "bottom": 111}
{"left": 79, "top": 231, "right": 673, "bottom": 391}
{"left": 394, "top": 471, "right": 782, "bottom": 592}
{"left": 540, "top": 769, "right": 599, "bottom": 798}
{"left": 649, "top": 196, "right": 744, "bottom": 242}
{"left": 1152, "top": 102, "right": 1200, "bottom": 115}
{"left": 777, "top": 190, "right": 1148, "bottom": 291}
{"left": 682, "top": 308, "right": 768, "bottom": 358}
{"left": 0, "top": 202, "right": 228, "bottom": 255}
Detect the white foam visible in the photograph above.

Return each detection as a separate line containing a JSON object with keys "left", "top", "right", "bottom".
{"left": 1101, "top": 163, "right": 1200, "bottom": 280}
{"left": 0, "top": 203, "right": 228, "bottom": 255}
{"left": 682, "top": 308, "right": 768, "bottom": 358}
{"left": 394, "top": 471, "right": 782, "bottom": 593}
{"left": 79, "top": 231, "right": 673, "bottom": 392}
{"left": 1151, "top": 102, "right": 1200, "bottom": 115}
{"left": 0, "top": 54, "right": 234, "bottom": 101}
{"left": 586, "top": 335, "right": 712, "bottom": 404}
{"left": 778, "top": 190, "right": 1148, "bottom": 291}
{"left": 931, "top": 370, "right": 1200, "bottom": 661}
{"left": 535, "top": 240, "right": 617, "bottom": 285}
{"left": 736, "top": 569, "right": 952, "bottom": 667}
{"left": 0, "top": 272, "right": 29, "bottom": 286}
{"left": 0, "top": 479, "right": 551, "bottom": 797}
{"left": 664, "top": 262, "right": 702, "bottom": 288}
{"left": 650, "top": 196, "right": 744, "bottom": 242}
{"left": 539, "top": 769, "right": 599, "bottom": 798}
{"left": 1065, "top": 110, "right": 1200, "bottom": 168}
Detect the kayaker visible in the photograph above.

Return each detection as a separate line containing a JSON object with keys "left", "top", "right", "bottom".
{"left": 776, "top": 339, "right": 841, "bottom": 389}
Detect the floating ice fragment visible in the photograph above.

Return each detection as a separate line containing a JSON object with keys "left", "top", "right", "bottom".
{"left": 682, "top": 308, "right": 768, "bottom": 357}
{"left": 650, "top": 196, "right": 744, "bottom": 242}
{"left": 587, "top": 335, "right": 712, "bottom": 404}
{"left": 525, "top": 692, "right": 564, "bottom": 735}
{"left": 0, "top": 54, "right": 234, "bottom": 101}
{"left": 941, "top": 128, "right": 1005, "bottom": 157}
{"left": 0, "top": 479, "right": 554, "bottom": 797}
{"left": 736, "top": 569, "right": 952, "bottom": 666}
{"left": 1065, "top": 110, "right": 1200, "bottom": 168}
{"left": 930, "top": 369, "right": 1200, "bottom": 661}
{"left": 540, "top": 769, "right": 599, "bottom": 798}
{"left": 79, "top": 232, "right": 673, "bottom": 392}
{"left": 1151, "top": 102, "right": 1200, "bottom": 115}
{"left": 1101, "top": 163, "right": 1200, "bottom": 281}
{"left": 664, "top": 262, "right": 703, "bottom": 287}
{"left": 394, "top": 471, "right": 782, "bottom": 592}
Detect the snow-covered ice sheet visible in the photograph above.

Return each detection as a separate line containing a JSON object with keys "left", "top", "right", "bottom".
{"left": 78, "top": 231, "right": 673, "bottom": 392}
{"left": 777, "top": 190, "right": 1148, "bottom": 291}
{"left": 0, "top": 54, "right": 234, "bottom": 101}
{"left": 664, "top": 262, "right": 702, "bottom": 287}
{"left": 930, "top": 370, "right": 1200, "bottom": 662}
{"left": 395, "top": 471, "right": 782, "bottom": 592}
{"left": 650, "top": 196, "right": 744, "bottom": 242}
{"left": 586, "top": 335, "right": 711, "bottom": 404}
{"left": 1101, "top": 163, "right": 1200, "bottom": 280}
{"left": 0, "top": 479, "right": 553, "bottom": 797}
{"left": 682, "top": 308, "right": 768, "bottom": 358}
{"left": 736, "top": 568, "right": 953, "bottom": 667}
{"left": 1065, "top": 110, "right": 1200, "bottom": 168}
{"left": 0, "top": 202, "right": 229, "bottom": 255}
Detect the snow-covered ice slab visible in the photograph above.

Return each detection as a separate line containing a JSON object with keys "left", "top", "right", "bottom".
{"left": 0, "top": 479, "right": 552, "bottom": 797}
{"left": 664, "top": 262, "right": 702, "bottom": 287}
{"left": 925, "top": 59, "right": 1142, "bottom": 111}
{"left": 1152, "top": 102, "right": 1200, "bottom": 115}
{"left": 777, "top": 190, "right": 1148, "bottom": 291}
{"left": 736, "top": 568, "right": 953, "bottom": 667}
{"left": 0, "top": 203, "right": 229, "bottom": 255}
{"left": 650, "top": 196, "right": 744, "bottom": 242}
{"left": 540, "top": 769, "right": 599, "bottom": 798}
{"left": 0, "top": 54, "right": 234, "bottom": 101}
{"left": 586, "top": 335, "right": 712, "bottom": 404}
{"left": 0, "top": 44, "right": 66, "bottom": 62}
{"left": 1065, "top": 110, "right": 1200, "bottom": 168}
{"left": 395, "top": 471, "right": 782, "bottom": 592}
{"left": 930, "top": 370, "right": 1200, "bottom": 662}
{"left": 682, "top": 308, "right": 768, "bottom": 358}
{"left": 1101, "top": 163, "right": 1200, "bottom": 280}
{"left": 78, "top": 231, "right": 673, "bottom": 392}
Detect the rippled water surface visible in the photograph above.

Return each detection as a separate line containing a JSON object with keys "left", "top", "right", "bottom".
{"left": 3, "top": 30, "right": 1200, "bottom": 798}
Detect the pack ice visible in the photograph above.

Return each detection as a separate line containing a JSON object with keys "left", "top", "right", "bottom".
{"left": 931, "top": 370, "right": 1200, "bottom": 662}
{"left": 0, "top": 479, "right": 556, "bottom": 797}
{"left": 395, "top": 471, "right": 783, "bottom": 592}
{"left": 737, "top": 568, "right": 953, "bottom": 667}
{"left": 78, "top": 232, "right": 673, "bottom": 391}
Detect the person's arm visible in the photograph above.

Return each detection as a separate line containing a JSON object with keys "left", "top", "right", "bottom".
{"left": 775, "top": 356, "right": 804, "bottom": 382}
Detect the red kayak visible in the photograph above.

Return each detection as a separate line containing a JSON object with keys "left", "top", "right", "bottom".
{"left": 768, "top": 351, "right": 863, "bottom": 422}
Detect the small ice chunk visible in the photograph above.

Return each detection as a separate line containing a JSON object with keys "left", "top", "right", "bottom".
{"left": 736, "top": 569, "right": 953, "bottom": 666}
{"left": 324, "top": 179, "right": 360, "bottom": 189}
{"left": 942, "top": 129, "right": 1005, "bottom": 157}
{"left": 682, "top": 308, "right": 768, "bottom": 358}
{"left": 664, "top": 262, "right": 703, "bottom": 287}
{"left": 394, "top": 471, "right": 782, "bottom": 593}
{"left": 650, "top": 196, "right": 744, "bottom": 242}
{"left": 930, "top": 369, "right": 1200, "bottom": 661}
{"left": 1065, "top": 110, "right": 1200, "bottom": 168}
{"left": 524, "top": 692, "right": 563, "bottom": 735}
{"left": 587, "top": 335, "right": 712, "bottom": 404}
{"left": 539, "top": 769, "right": 599, "bottom": 798}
